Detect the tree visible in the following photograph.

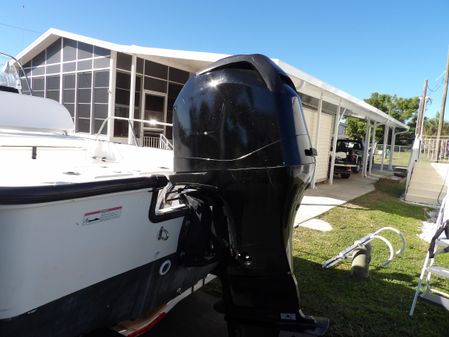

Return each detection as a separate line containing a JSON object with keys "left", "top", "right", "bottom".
{"left": 345, "top": 93, "right": 419, "bottom": 145}
{"left": 345, "top": 118, "right": 366, "bottom": 141}
{"left": 423, "top": 113, "right": 449, "bottom": 136}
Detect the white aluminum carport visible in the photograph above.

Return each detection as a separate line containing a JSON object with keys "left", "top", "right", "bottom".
{"left": 276, "top": 61, "right": 408, "bottom": 185}
{"left": 16, "top": 29, "right": 408, "bottom": 185}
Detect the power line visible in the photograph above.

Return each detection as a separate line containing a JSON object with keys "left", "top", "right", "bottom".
{"left": 428, "top": 70, "right": 446, "bottom": 93}
{"left": 0, "top": 21, "right": 41, "bottom": 34}
{"left": 427, "top": 70, "right": 445, "bottom": 109}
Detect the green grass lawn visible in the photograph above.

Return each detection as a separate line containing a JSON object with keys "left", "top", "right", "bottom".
{"left": 293, "top": 181, "right": 449, "bottom": 337}
{"left": 373, "top": 150, "right": 411, "bottom": 167}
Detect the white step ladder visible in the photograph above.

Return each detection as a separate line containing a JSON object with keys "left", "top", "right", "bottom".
{"left": 409, "top": 233, "right": 449, "bottom": 316}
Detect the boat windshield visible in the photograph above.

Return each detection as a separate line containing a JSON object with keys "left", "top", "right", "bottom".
{"left": 0, "top": 52, "right": 31, "bottom": 94}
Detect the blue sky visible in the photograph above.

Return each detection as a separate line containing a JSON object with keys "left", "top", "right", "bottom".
{"left": 2, "top": 0, "right": 448, "bottom": 118}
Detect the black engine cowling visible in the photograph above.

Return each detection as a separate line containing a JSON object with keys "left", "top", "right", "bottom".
{"left": 170, "top": 54, "right": 328, "bottom": 336}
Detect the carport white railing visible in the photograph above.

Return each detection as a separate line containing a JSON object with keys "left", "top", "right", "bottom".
{"left": 421, "top": 136, "right": 449, "bottom": 162}
{"left": 403, "top": 136, "right": 449, "bottom": 198}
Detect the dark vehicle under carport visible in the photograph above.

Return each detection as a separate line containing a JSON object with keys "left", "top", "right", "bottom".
{"left": 331, "top": 139, "right": 364, "bottom": 179}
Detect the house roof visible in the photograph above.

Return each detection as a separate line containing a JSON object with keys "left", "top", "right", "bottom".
{"left": 16, "top": 28, "right": 408, "bottom": 130}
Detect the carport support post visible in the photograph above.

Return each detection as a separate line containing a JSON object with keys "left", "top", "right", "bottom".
{"left": 363, "top": 119, "right": 371, "bottom": 177}
{"left": 380, "top": 124, "right": 389, "bottom": 171}
{"left": 127, "top": 55, "right": 137, "bottom": 145}
{"left": 311, "top": 92, "right": 323, "bottom": 188}
{"left": 107, "top": 51, "right": 117, "bottom": 141}
{"left": 369, "top": 122, "right": 377, "bottom": 175}
{"left": 328, "top": 103, "right": 342, "bottom": 185}
{"left": 389, "top": 128, "right": 396, "bottom": 170}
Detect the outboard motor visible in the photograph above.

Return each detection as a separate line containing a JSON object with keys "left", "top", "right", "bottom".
{"left": 170, "top": 54, "right": 329, "bottom": 336}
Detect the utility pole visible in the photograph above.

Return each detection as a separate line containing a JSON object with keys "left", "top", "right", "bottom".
{"left": 416, "top": 80, "right": 428, "bottom": 138}
{"left": 436, "top": 49, "right": 449, "bottom": 162}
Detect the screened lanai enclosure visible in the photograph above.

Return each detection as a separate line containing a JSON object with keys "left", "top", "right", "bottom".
{"left": 17, "top": 34, "right": 190, "bottom": 149}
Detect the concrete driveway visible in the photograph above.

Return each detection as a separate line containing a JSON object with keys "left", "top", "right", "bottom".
{"left": 295, "top": 174, "right": 378, "bottom": 227}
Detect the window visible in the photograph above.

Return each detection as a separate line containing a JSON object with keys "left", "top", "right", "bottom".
{"left": 144, "top": 94, "right": 165, "bottom": 122}
{"left": 94, "top": 103, "right": 108, "bottom": 119}
{"left": 46, "top": 76, "right": 60, "bottom": 90}
{"left": 46, "top": 75, "right": 60, "bottom": 102}
{"left": 78, "top": 42, "right": 93, "bottom": 59}
{"left": 20, "top": 78, "right": 31, "bottom": 95}
{"left": 94, "top": 58, "right": 110, "bottom": 69}
{"left": 77, "top": 118, "right": 90, "bottom": 133}
{"left": 144, "top": 77, "right": 166, "bottom": 93}
{"left": 77, "top": 72, "right": 92, "bottom": 133}
{"left": 46, "top": 64, "right": 60, "bottom": 75}
{"left": 168, "top": 83, "right": 183, "bottom": 99}
{"left": 23, "top": 66, "right": 32, "bottom": 77}
{"left": 169, "top": 68, "right": 189, "bottom": 84}
{"left": 46, "top": 39, "right": 61, "bottom": 64}
{"left": 94, "top": 46, "right": 110, "bottom": 57}
{"left": 64, "top": 74, "right": 75, "bottom": 88}
{"left": 115, "top": 88, "right": 130, "bottom": 105}
{"left": 32, "top": 77, "right": 45, "bottom": 97}
{"left": 144, "top": 60, "right": 168, "bottom": 79}
{"left": 20, "top": 37, "right": 111, "bottom": 135}
{"left": 136, "top": 58, "right": 143, "bottom": 74}
{"left": 63, "top": 62, "right": 76, "bottom": 72}
{"left": 32, "top": 66, "right": 45, "bottom": 76}
{"left": 63, "top": 74, "right": 76, "bottom": 118}
{"left": 116, "top": 71, "right": 130, "bottom": 90}
{"left": 166, "top": 83, "right": 183, "bottom": 139}
{"left": 32, "top": 77, "right": 45, "bottom": 90}
{"left": 117, "top": 53, "right": 132, "bottom": 71}
{"left": 63, "top": 39, "right": 77, "bottom": 61}
{"left": 113, "top": 70, "right": 142, "bottom": 137}
{"left": 113, "top": 106, "right": 129, "bottom": 137}
{"left": 34, "top": 51, "right": 46, "bottom": 67}
{"left": 77, "top": 59, "right": 92, "bottom": 71}
{"left": 93, "top": 71, "right": 109, "bottom": 134}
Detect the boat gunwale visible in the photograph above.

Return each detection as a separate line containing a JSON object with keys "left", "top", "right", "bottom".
{"left": 0, "top": 175, "right": 168, "bottom": 205}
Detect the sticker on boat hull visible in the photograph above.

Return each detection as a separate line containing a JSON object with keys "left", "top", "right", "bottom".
{"left": 82, "top": 206, "right": 122, "bottom": 225}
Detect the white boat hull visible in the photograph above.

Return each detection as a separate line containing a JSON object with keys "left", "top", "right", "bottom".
{"left": 0, "top": 177, "right": 218, "bottom": 337}
{"left": 0, "top": 188, "right": 182, "bottom": 320}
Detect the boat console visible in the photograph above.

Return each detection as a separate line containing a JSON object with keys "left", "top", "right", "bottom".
{"left": 170, "top": 54, "right": 329, "bottom": 336}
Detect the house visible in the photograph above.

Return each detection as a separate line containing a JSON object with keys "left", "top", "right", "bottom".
{"left": 15, "top": 28, "right": 407, "bottom": 185}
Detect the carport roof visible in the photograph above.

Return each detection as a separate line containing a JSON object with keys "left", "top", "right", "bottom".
{"left": 16, "top": 28, "right": 408, "bottom": 130}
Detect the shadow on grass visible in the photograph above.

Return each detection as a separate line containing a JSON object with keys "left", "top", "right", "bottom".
{"left": 293, "top": 256, "right": 449, "bottom": 337}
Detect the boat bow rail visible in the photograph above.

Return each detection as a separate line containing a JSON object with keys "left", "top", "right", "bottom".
{"left": 95, "top": 116, "right": 174, "bottom": 150}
